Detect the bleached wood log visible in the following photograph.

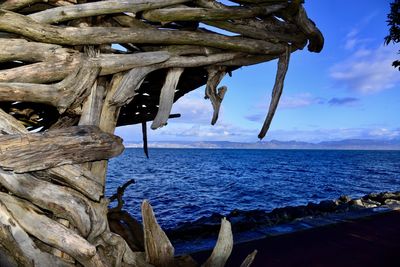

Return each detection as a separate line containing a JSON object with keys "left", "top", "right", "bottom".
{"left": 0, "top": 169, "right": 92, "bottom": 236}
{"left": 0, "top": 200, "right": 73, "bottom": 267}
{"left": 0, "top": 51, "right": 170, "bottom": 84}
{"left": 88, "top": 74, "right": 124, "bottom": 185}
{"left": 95, "top": 51, "right": 171, "bottom": 76}
{"left": 110, "top": 52, "right": 239, "bottom": 107}
{"left": 0, "top": 193, "right": 102, "bottom": 266}
{"left": 142, "top": 200, "right": 175, "bottom": 267}
{"left": 151, "top": 67, "right": 184, "bottom": 129}
{"left": 0, "top": 61, "right": 99, "bottom": 113}
{"left": 29, "top": 0, "right": 191, "bottom": 24}
{"left": 0, "top": 10, "right": 285, "bottom": 55}
{"left": 143, "top": 4, "right": 286, "bottom": 22}
{"left": 38, "top": 166, "right": 103, "bottom": 201}
{"left": 0, "top": 109, "right": 103, "bottom": 200}
{"left": 79, "top": 78, "right": 106, "bottom": 126}
{"left": 202, "top": 218, "right": 233, "bottom": 267}
{"left": 205, "top": 66, "right": 227, "bottom": 125}
{"left": 0, "top": 0, "right": 43, "bottom": 11}
{"left": 110, "top": 66, "right": 159, "bottom": 107}
{"left": 0, "top": 38, "right": 76, "bottom": 63}
{"left": 258, "top": 46, "right": 290, "bottom": 139}
{"left": 240, "top": 250, "right": 257, "bottom": 267}
{"left": 0, "top": 126, "right": 124, "bottom": 173}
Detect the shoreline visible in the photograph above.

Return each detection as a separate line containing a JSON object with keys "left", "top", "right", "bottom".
{"left": 166, "top": 191, "right": 400, "bottom": 255}
{"left": 190, "top": 209, "right": 400, "bottom": 267}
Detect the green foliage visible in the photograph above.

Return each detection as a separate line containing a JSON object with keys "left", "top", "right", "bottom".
{"left": 385, "top": 0, "right": 400, "bottom": 70}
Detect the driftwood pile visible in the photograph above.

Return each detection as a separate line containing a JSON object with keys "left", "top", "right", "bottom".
{"left": 0, "top": 0, "right": 323, "bottom": 266}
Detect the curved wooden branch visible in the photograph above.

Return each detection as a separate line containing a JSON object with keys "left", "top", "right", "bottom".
{"left": 0, "top": 193, "right": 99, "bottom": 266}
{"left": 0, "top": 168, "right": 98, "bottom": 237}
{"left": 0, "top": 126, "right": 124, "bottom": 173}
{"left": 151, "top": 67, "right": 184, "bottom": 129}
{"left": 294, "top": 6, "right": 324, "bottom": 52}
{"left": 240, "top": 250, "right": 257, "bottom": 267}
{"left": 258, "top": 46, "right": 290, "bottom": 139}
{"left": 0, "top": 60, "right": 99, "bottom": 112}
{"left": 0, "top": 200, "right": 73, "bottom": 267}
{"left": 205, "top": 66, "right": 227, "bottom": 125}
{"left": 0, "top": 10, "right": 285, "bottom": 55}
{"left": 0, "top": 109, "right": 103, "bottom": 201}
{"left": 202, "top": 218, "right": 233, "bottom": 267}
{"left": 142, "top": 4, "right": 286, "bottom": 22}
{"left": 29, "top": 0, "right": 191, "bottom": 24}
{"left": 0, "top": 51, "right": 170, "bottom": 84}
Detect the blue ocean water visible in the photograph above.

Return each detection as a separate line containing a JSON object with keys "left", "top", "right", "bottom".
{"left": 106, "top": 148, "right": 400, "bottom": 229}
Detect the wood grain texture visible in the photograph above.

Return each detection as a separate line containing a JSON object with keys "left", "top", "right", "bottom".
{"left": 0, "top": 125, "right": 124, "bottom": 172}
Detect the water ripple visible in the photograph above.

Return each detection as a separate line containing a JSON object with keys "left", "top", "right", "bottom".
{"left": 106, "top": 149, "right": 400, "bottom": 229}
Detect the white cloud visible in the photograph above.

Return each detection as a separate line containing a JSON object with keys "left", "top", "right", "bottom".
{"left": 279, "top": 93, "right": 325, "bottom": 109}
{"left": 267, "top": 127, "right": 400, "bottom": 143}
{"left": 245, "top": 93, "right": 324, "bottom": 122}
{"left": 156, "top": 123, "right": 256, "bottom": 142}
{"left": 330, "top": 45, "right": 400, "bottom": 94}
{"left": 171, "top": 89, "right": 215, "bottom": 124}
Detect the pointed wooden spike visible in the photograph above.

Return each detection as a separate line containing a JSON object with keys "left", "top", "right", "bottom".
{"left": 202, "top": 218, "right": 233, "bottom": 267}
{"left": 258, "top": 46, "right": 290, "bottom": 139}
{"left": 151, "top": 67, "right": 184, "bottom": 130}
{"left": 141, "top": 200, "right": 175, "bottom": 267}
{"left": 205, "top": 66, "right": 227, "bottom": 125}
{"left": 142, "top": 121, "right": 149, "bottom": 158}
{"left": 240, "top": 250, "right": 258, "bottom": 267}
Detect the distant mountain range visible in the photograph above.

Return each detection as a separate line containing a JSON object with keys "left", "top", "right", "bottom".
{"left": 125, "top": 139, "right": 400, "bottom": 150}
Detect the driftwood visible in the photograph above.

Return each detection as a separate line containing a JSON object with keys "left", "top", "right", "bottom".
{"left": 0, "top": 0, "right": 323, "bottom": 266}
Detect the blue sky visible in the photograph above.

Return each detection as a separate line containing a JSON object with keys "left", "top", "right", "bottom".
{"left": 117, "top": 0, "right": 400, "bottom": 143}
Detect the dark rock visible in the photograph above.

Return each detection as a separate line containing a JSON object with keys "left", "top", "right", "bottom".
{"left": 318, "top": 200, "right": 338, "bottom": 212}
{"left": 349, "top": 199, "right": 365, "bottom": 208}
{"left": 338, "top": 195, "right": 351, "bottom": 203}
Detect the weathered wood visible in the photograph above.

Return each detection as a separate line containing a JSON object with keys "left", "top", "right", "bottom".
{"left": 0, "top": 10, "right": 285, "bottom": 55}
{"left": 151, "top": 67, "right": 184, "bottom": 129}
{"left": 202, "top": 218, "right": 233, "bottom": 267}
{"left": 89, "top": 73, "right": 125, "bottom": 185}
{"left": 205, "top": 66, "right": 227, "bottom": 125}
{"left": 0, "top": 61, "right": 99, "bottom": 112}
{"left": 0, "top": 109, "right": 103, "bottom": 200}
{"left": 0, "top": 125, "right": 124, "bottom": 172}
{"left": 0, "top": 200, "right": 74, "bottom": 267}
{"left": 29, "top": 0, "right": 191, "bottom": 24}
{"left": 240, "top": 250, "right": 257, "bottom": 267}
{"left": 142, "top": 4, "right": 286, "bottom": 22}
{"left": 142, "top": 200, "right": 175, "bottom": 267}
{"left": 79, "top": 77, "right": 107, "bottom": 126}
{"left": 0, "top": 193, "right": 100, "bottom": 266}
{"left": 38, "top": 166, "right": 103, "bottom": 201}
{"left": 0, "top": 51, "right": 170, "bottom": 84}
{"left": 110, "top": 53, "right": 238, "bottom": 107}
{"left": 0, "top": 1, "right": 323, "bottom": 266}
{"left": 0, "top": 0, "right": 44, "bottom": 11}
{"left": 0, "top": 169, "right": 92, "bottom": 236}
{"left": 110, "top": 66, "right": 159, "bottom": 107}
{"left": 258, "top": 46, "right": 290, "bottom": 139}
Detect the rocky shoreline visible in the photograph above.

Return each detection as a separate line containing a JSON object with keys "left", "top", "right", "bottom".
{"left": 166, "top": 191, "right": 400, "bottom": 251}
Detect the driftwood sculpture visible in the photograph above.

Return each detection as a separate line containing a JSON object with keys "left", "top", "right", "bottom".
{"left": 0, "top": 0, "right": 323, "bottom": 266}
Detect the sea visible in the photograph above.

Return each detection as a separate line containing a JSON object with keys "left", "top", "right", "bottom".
{"left": 106, "top": 148, "right": 400, "bottom": 229}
